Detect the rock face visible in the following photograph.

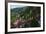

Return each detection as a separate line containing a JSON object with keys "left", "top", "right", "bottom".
{"left": 13, "top": 19, "right": 23, "bottom": 28}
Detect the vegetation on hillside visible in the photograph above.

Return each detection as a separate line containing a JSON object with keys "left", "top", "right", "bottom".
{"left": 11, "top": 6, "right": 41, "bottom": 28}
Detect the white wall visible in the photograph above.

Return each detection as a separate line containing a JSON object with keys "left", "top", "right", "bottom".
{"left": 0, "top": 0, "right": 46, "bottom": 34}
{"left": 0, "top": 0, "right": 5, "bottom": 34}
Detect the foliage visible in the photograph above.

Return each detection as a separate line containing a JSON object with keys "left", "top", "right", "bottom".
{"left": 11, "top": 6, "right": 40, "bottom": 28}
